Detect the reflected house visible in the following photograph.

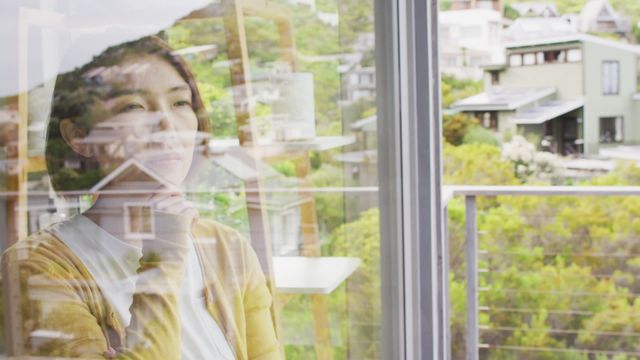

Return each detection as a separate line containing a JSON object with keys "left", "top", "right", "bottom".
{"left": 88, "top": 158, "right": 179, "bottom": 240}
{"left": 171, "top": 44, "right": 218, "bottom": 61}
{"left": 336, "top": 115, "right": 378, "bottom": 220}
{"left": 285, "top": 0, "right": 316, "bottom": 11}
{"left": 439, "top": 8, "right": 505, "bottom": 79}
{"left": 340, "top": 64, "right": 376, "bottom": 106}
{"left": 579, "top": 0, "right": 631, "bottom": 38}
{"left": 453, "top": 34, "right": 640, "bottom": 155}
{"left": 0, "top": 109, "right": 19, "bottom": 158}
{"left": 0, "top": 109, "right": 20, "bottom": 177}
{"left": 188, "top": 145, "right": 312, "bottom": 256}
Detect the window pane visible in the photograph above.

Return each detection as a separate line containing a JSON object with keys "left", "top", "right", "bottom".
{"left": 442, "top": 2, "right": 640, "bottom": 358}
{"left": 1, "top": 1, "right": 384, "bottom": 358}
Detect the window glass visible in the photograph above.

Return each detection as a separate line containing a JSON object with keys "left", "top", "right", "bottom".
{"left": 603, "top": 60, "right": 620, "bottom": 95}
{"left": 509, "top": 54, "right": 522, "bottom": 66}
{"left": 599, "top": 116, "right": 624, "bottom": 143}
{"left": 441, "top": 2, "right": 640, "bottom": 358}
{"left": 566, "top": 48, "right": 582, "bottom": 62}
{"left": 522, "top": 53, "right": 536, "bottom": 65}
{"left": 0, "top": 1, "right": 383, "bottom": 358}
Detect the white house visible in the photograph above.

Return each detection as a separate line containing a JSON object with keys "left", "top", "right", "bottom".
{"left": 453, "top": 34, "right": 640, "bottom": 155}
{"left": 440, "top": 9, "right": 505, "bottom": 79}
{"left": 579, "top": 0, "right": 631, "bottom": 37}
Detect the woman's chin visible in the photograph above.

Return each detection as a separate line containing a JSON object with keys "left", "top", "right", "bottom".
{"left": 143, "top": 160, "right": 187, "bottom": 187}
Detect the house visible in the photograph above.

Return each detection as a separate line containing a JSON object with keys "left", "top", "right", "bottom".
{"left": 452, "top": 34, "right": 640, "bottom": 155}
{"left": 187, "top": 146, "right": 312, "bottom": 256}
{"left": 340, "top": 65, "right": 376, "bottom": 105}
{"left": 504, "top": 17, "right": 577, "bottom": 42}
{"left": 286, "top": 0, "right": 315, "bottom": 10}
{"left": 510, "top": 2, "right": 559, "bottom": 18}
{"left": 579, "top": 0, "right": 631, "bottom": 38}
{"left": 439, "top": 9, "right": 505, "bottom": 79}
{"left": 335, "top": 115, "right": 378, "bottom": 220}
{"left": 449, "top": 0, "right": 503, "bottom": 12}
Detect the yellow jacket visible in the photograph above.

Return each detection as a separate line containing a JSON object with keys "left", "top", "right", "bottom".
{"left": 1, "top": 218, "right": 282, "bottom": 359}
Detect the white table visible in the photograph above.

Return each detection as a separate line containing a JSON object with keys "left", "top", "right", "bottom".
{"left": 273, "top": 256, "right": 361, "bottom": 294}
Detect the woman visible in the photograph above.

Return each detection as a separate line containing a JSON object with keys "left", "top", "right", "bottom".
{"left": 2, "top": 36, "right": 281, "bottom": 359}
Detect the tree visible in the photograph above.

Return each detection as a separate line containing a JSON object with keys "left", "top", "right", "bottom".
{"left": 443, "top": 113, "right": 479, "bottom": 146}
{"left": 441, "top": 74, "right": 482, "bottom": 109}
{"left": 443, "top": 142, "right": 519, "bottom": 186}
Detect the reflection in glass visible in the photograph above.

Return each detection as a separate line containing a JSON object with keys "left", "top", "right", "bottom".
{"left": 1, "top": 1, "right": 380, "bottom": 359}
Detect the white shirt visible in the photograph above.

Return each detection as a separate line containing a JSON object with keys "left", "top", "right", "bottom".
{"left": 51, "top": 215, "right": 235, "bottom": 360}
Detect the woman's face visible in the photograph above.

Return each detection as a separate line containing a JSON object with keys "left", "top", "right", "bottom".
{"left": 82, "top": 54, "right": 199, "bottom": 186}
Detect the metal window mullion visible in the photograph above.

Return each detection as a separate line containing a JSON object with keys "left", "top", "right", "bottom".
{"left": 377, "top": 0, "right": 443, "bottom": 358}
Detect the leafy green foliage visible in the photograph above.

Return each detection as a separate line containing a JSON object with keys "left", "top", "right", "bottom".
{"left": 443, "top": 113, "right": 479, "bottom": 146}
{"left": 442, "top": 74, "right": 482, "bottom": 109}
{"left": 444, "top": 151, "right": 640, "bottom": 357}
{"left": 463, "top": 126, "right": 499, "bottom": 146}
{"left": 443, "top": 142, "right": 519, "bottom": 186}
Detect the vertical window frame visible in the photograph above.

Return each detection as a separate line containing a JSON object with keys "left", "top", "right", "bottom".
{"left": 377, "top": 0, "right": 445, "bottom": 358}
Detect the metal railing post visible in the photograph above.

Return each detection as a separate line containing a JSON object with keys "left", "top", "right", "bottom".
{"left": 465, "top": 195, "right": 478, "bottom": 360}
{"left": 441, "top": 205, "right": 451, "bottom": 359}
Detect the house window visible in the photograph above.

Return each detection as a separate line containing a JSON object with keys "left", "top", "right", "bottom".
{"left": 567, "top": 49, "right": 582, "bottom": 62}
{"left": 490, "top": 71, "right": 500, "bottom": 85}
{"left": 543, "top": 50, "right": 557, "bottom": 63}
{"left": 602, "top": 60, "right": 620, "bottom": 95}
{"left": 124, "top": 203, "right": 155, "bottom": 239}
{"left": 509, "top": 54, "right": 522, "bottom": 67}
{"left": 523, "top": 53, "right": 536, "bottom": 66}
{"left": 475, "top": 111, "right": 498, "bottom": 130}
{"left": 599, "top": 116, "right": 623, "bottom": 143}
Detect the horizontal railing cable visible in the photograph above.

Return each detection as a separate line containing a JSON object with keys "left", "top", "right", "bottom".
{"left": 480, "top": 344, "right": 640, "bottom": 357}
{"left": 480, "top": 325, "right": 640, "bottom": 338}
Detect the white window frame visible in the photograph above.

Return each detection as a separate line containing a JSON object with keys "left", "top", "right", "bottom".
{"left": 602, "top": 60, "right": 620, "bottom": 95}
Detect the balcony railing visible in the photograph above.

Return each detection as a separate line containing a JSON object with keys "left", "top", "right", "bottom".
{"left": 443, "top": 185, "right": 640, "bottom": 360}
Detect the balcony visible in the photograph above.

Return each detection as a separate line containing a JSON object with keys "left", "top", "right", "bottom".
{"left": 444, "top": 185, "right": 640, "bottom": 359}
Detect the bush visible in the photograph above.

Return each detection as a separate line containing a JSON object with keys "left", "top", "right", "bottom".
{"left": 443, "top": 113, "right": 479, "bottom": 146}
{"left": 462, "top": 126, "right": 499, "bottom": 146}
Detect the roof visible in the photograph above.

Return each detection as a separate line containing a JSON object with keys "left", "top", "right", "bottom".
{"left": 505, "top": 33, "right": 640, "bottom": 55}
{"left": 510, "top": 2, "right": 559, "bottom": 17}
{"left": 504, "top": 17, "right": 577, "bottom": 42}
{"left": 89, "top": 158, "right": 178, "bottom": 193}
{"left": 580, "top": 0, "right": 618, "bottom": 23}
{"left": 510, "top": 99, "right": 584, "bottom": 125}
{"left": 439, "top": 8, "right": 502, "bottom": 23}
{"left": 334, "top": 150, "right": 377, "bottom": 164}
{"left": 452, "top": 86, "right": 556, "bottom": 111}
{"left": 349, "top": 115, "right": 377, "bottom": 132}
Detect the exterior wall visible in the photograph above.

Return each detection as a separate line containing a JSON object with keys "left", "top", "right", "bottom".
{"left": 499, "top": 62, "right": 584, "bottom": 99}
{"left": 582, "top": 41, "right": 639, "bottom": 154}
{"left": 496, "top": 110, "right": 517, "bottom": 135}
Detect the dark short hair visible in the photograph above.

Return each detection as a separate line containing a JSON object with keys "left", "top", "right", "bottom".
{"left": 45, "top": 35, "right": 210, "bottom": 192}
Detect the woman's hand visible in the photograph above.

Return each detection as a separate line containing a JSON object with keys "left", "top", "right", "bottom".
{"left": 134, "top": 191, "right": 200, "bottom": 293}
